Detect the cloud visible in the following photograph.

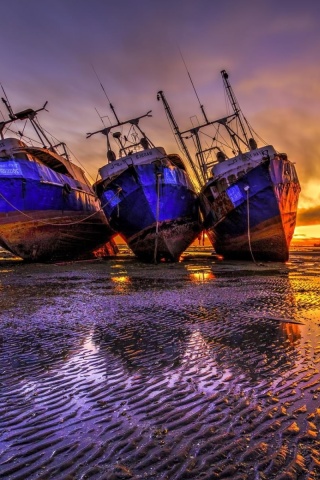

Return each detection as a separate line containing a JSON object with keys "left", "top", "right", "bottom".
{"left": 1, "top": 0, "right": 320, "bottom": 207}
{"left": 297, "top": 205, "right": 320, "bottom": 227}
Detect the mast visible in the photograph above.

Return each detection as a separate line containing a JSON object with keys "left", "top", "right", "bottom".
{"left": 86, "top": 111, "right": 152, "bottom": 139}
{"left": 86, "top": 110, "right": 155, "bottom": 158}
{"left": 91, "top": 64, "right": 121, "bottom": 124}
{"left": 157, "top": 90, "right": 203, "bottom": 187}
{"left": 1, "top": 85, "right": 15, "bottom": 120}
{"left": 157, "top": 72, "right": 254, "bottom": 187}
{"left": 221, "top": 70, "right": 249, "bottom": 147}
{"left": 179, "top": 49, "right": 209, "bottom": 124}
{"left": 178, "top": 113, "right": 248, "bottom": 179}
{"left": 0, "top": 97, "right": 56, "bottom": 151}
{"left": 189, "top": 126, "right": 208, "bottom": 183}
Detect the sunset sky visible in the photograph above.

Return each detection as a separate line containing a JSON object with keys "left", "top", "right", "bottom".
{"left": 1, "top": 0, "right": 320, "bottom": 242}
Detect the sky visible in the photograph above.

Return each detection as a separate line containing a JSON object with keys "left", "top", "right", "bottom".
{"left": 1, "top": 0, "right": 320, "bottom": 241}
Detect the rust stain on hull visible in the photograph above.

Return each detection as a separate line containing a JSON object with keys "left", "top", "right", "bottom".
{"left": 0, "top": 210, "right": 115, "bottom": 261}
{"left": 208, "top": 212, "right": 298, "bottom": 262}
{"left": 128, "top": 219, "right": 201, "bottom": 262}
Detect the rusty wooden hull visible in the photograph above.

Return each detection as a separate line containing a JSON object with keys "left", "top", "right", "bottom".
{"left": 201, "top": 158, "right": 301, "bottom": 262}
{"left": 128, "top": 218, "right": 201, "bottom": 262}
{"left": 0, "top": 210, "right": 116, "bottom": 261}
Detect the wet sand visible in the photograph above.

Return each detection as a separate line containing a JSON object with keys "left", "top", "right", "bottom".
{"left": 1, "top": 246, "right": 320, "bottom": 479}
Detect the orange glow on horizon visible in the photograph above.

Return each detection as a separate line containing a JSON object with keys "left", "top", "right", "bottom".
{"left": 293, "top": 224, "right": 320, "bottom": 244}
{"left": 113, "top": 227, "right": 320, "bottom": 247}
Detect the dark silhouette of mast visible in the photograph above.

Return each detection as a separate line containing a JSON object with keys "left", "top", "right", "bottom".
{"left": 0, "top": 95, "right": 54, "bottom": 150}
{"left": 179, "top": 49, "right": 209, "bottom": 124}
{"left": 91, "top": 64, "right": 120, "bottom": 125}
{"left": 157, "top": 90, "right": 202, "bottom": 187}
{"left": 221, "top": 70, "right": 249, "bottom": 147}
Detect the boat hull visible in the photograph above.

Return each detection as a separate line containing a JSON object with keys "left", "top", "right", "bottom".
{"left": 0, "top": 210, "right": 115, "bottom": 261}
{"left": 0, "top": 160, "right": 115, "bottom": 261}
{"left": 98, "top": 163, "right": 202, "bottom": 262}
{"left": 201, "top": 158, "right": 300, "bottom": 262}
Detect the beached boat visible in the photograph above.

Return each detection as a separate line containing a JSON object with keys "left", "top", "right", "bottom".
{"left": 201, "top": 71, "right": 301, "bottom": 261}
{"left": 0, "top": 97, "right": 116, "bottom": 261}
{"left": 159, "top": 71, "right": 301, "bottom": 262}
{"left": 201, "top": 144, "right": 301, "bottom": 262}
{"left": 88, "top": 110, "right": 202, "bottom": 262}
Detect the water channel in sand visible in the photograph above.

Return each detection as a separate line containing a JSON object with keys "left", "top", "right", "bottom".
{"left": 1, "top": 246, "right": 320, "bottom": 479}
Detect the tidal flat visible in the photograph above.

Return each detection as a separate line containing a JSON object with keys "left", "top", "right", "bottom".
{"left": 1, "top": 246, "right": 320, "bottom": 479}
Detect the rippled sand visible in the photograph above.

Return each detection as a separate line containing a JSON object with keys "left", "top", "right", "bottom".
{"left": 1, "top": 246, "right": 320, "bottom": 479}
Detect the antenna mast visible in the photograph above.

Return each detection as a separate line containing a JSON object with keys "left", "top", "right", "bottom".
{"left": 179, "top": 49, "right": 209, "bottom": 124}
{"left": 1, "top": 84, "right": 15, "bottom": 119}
{"left": 157, "top": 90, "right": 202, "bottom": 188}
{"left": 221, "top": 70, "right": 249, "bottom": 147}
{"left": 91, "top": 64, "right": 120, "bottom": 124}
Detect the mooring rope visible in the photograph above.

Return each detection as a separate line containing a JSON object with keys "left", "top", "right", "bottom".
{"left": 0, "top": 187, "right": 122, "bottom": 227}
{"left": 245, "top": 185, "right": 259, "bottom": 265}
{"left": 153, "top": 172, "right": 162, "bottom": 264}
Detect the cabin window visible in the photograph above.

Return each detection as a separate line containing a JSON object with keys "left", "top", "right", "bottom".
{"left": 210, "top": 185, "right": 219, "bottom": 198}
{"left": 227, "top": 174, "right": 236, "bottom": 185}
{"left": 217, "top": 177, "right": 227, "bottom": 192}
{"left": 0, "top": 150, "right": 13, "bottom": 160}
{"left": 237, "top": 170, "right": 245, "bottom": 179}
{"left": 13, "top": 153, "right": 28, "bottom": 161}
{"left": 0, "top": 152, "right": 28, "bottom": 161}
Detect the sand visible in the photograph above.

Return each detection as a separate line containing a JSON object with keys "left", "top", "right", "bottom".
{"left": 1, "top": 246, "right": 320, "bottom": 479}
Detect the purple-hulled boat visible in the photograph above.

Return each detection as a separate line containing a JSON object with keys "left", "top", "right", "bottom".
{"left": 0, "top": 97, "right": 116, "bottom": 261}
{"left": 88, "top": 110, "right": 202, "bottom": 263}
{"left": 159, "top": 71, "right": 300, "bottom": 262}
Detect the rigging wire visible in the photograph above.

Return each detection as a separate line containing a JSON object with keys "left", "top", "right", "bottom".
{"left": 39, "top": 124, "right": 96, "bottom": 182}
{"left": 180, "top": 49, "right": 200, "bottom": 104}
{"left": 91, "top": 63, "right": 112, "bottom": 107}
{"left": 0, "top": 107, "right": 6, "bottom": 121}
{"left": 64, "top": 145, "right": 95, "bottom": 183}
{"left": 1, "top": 124, "right": 44, "bottom": 147}
{"left": 222, "top": 72, "right": 265, "bottom": 147}
{"left": 178, "top": 47, "right": 208, "bottom": 123}
{"left": 163, "top": 107, "right": 200, "bottom": 188}
{"left": 90, "top": 63, "right": 120, "bottom": 124}
{"left": 246, "top": 124, "right": 268, "bottom": 146}
{"left": 0, "top": 85, "right": 99, "bottom": 185}
{"left": 18, "top": 119, "right": 28, "bottom": 139}
{"left": 0, "top": 84, "right": 14, "bottom": 119}
{"left": 198, "top": 124, "right": 233, "bottom": 153}
{"left": 94, "top": 107, "right": 110, "bottom": 128}
{"left": 242, "top": 114, "right": 255, "bottom": 139}
{"left": 3, "top": 120, "right": 98, "bottom": 184}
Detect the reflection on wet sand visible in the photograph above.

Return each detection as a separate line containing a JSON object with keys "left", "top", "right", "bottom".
{"left": 1, "top": 248, "right": 320, "bottom": 479}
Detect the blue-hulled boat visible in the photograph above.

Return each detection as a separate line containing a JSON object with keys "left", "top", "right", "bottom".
{"left": 88, "top": 110, "right": 202, "bottom": 262}
{"left": 200, "top": 71, "right": 301, "bottom": 262}
{"left": 158, "top": 71, "right": 300, "bottom": 262}
{"left": 0, "top": 98, "right": 116, "bottom": 261}
{"left": 201, "top": 144, "right": 301, "bottom": 261}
